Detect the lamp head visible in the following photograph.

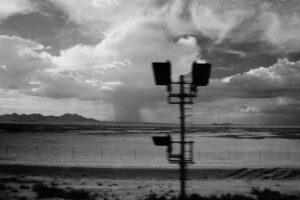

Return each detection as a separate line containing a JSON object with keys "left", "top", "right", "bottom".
{"left": 192, "top": 62, "right": 211, "bottom": 86}
{"left": 152, "top": 61, "right": 171, "bottom": 86}
{"left": 152, "top": 135, "right": 171, "bottom": 146}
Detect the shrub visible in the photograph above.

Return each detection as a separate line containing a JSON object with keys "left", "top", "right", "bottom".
{"left": 19, "top": 185, "right": 30, "bottom": 190}
{"left": 143, "top": 188, "right": 300, "bottom": 200}
{"left": 251, "top": 188, "right": 299, "bottom": 200}
{"left": 32, "top": 182, "right": 94, "bottom": 200}
{"left": 0, "top": 183, "right": 9, "bottom": 191}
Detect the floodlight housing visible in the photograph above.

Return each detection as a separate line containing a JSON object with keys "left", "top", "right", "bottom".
{"left": 192, "top": 63, "right": 211, "bottom": 86}
{"left": 152, "top": 61, "right": 171, "bottom": 85}
{"left": 152, "top": 135, "right": 171, "bottom": 146}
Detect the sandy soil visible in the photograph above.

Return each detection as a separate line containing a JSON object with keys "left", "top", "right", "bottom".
{"left": 0, "top": 164, "right": 299, "bottom": 200}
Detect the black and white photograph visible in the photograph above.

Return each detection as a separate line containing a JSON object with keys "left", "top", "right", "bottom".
{"left": 0, "top": 0, "right": 299, "bottom": 199}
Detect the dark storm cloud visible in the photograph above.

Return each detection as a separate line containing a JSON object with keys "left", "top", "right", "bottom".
{"left": 193, "top": 25, "right": 300, "bottom": 78}
{"left": 191, "top": 58, "right": 300, "bottom": 125}
{"left": 0, "top": 0, "right": 97, "bottom": 55}
{"left": 109, "top": 87, "right": 169, "bottom": 123}
{"left": 197, "top": 37, "right": 300, "bottom": 78}
{"left": 261, "top": 103, "right": 300, "bottom": 125}
{"left": 202, "top": 59, "right": 300, "bottom": 99}
{"left": 160, "top": 0, "right": 300, "bottom": 79}
{"left": 110, "top": 88, "right": 144, "bottom": 122}
{"left": 199, "top": 41, "right": 279, "bottom": 78}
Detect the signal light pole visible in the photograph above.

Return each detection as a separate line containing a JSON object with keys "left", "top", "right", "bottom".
{"left": 179, "top": 75, "right": 187, "bottom": 199}
{"left": 152, "top": 61, "right": 211, "bottom": 200}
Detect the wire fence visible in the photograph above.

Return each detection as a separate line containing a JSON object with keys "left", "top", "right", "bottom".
{"left": 0, "top": 145, "right": 299, "bottom": 165}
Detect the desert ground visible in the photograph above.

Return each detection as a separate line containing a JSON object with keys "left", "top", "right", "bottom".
{"left": 0, "top": 123, "right": 299, "bottom": 199}
{"left": 0, "top": 164, "right": 299, "bottom": 200}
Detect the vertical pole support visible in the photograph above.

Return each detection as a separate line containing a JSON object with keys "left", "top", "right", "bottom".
{"left": 179, "top": 75, "right": 186, "bottom": 200}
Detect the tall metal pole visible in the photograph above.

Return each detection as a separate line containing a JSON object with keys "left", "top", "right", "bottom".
{"left": 152, "top": 61, "right": 211, "bottom": 200}
{"left": 179, "top": 75, "right": 186, "bottom": 200}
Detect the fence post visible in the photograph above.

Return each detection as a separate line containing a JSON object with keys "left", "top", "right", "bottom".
{"left": 35, "top": 146, "right": 39, "bottom": 157}
{"left": 72, "top": 147, "right": 75, "bottom": 159}
{"left": 100, "top": 148, "right": 103, "bottom": 159}
{"left": 115, "top": 147, "right": 119, "bottom": 159}
{"left": 6, "top": 146, "right": 9, "bottom": 158}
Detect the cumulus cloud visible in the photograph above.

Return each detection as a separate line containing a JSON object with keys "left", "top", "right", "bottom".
{"left": 48, "top": 0, "right": 300, "bottom": 77}
{"left": 221, "top": 58, "right": 300, "bottom": 98}
{"left": 0, "top": 27, "right": 200, "bottom": 122}
{"left": 92, "top": 0, "right": 120, "bottom": 8}
{"left": 0, "top": 35, "right": 122, "bottom": 101}
{"left": 51, "top": 18, "right": 201, "bottom": 121}
{"left": 0, "top": 35, "right": 53, "bottom": 91}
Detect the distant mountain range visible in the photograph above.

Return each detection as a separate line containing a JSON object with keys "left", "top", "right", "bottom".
{"left": 211, "top": 123, "right": 241, "bottom": 126}
{"left": 0, "top": 113, "right": 100, "bottom": 123}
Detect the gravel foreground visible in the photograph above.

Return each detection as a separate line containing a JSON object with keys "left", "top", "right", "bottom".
{"left": 0, "top": 164, "right": 299, "bottom": 200}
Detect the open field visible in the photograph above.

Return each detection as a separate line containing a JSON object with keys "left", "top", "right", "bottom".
{"left": 1, "top": 122, "right": 300, "bottom": 139}
{"left": 0, "top": 123, "right": 299, "bottom": 199}
{"left": 0, "top": 123, "right": 300, "bottom": 167}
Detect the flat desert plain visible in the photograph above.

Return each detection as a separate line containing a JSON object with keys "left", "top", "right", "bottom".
{"left": 0, "top": 123, "right": 299, "bottom": 199}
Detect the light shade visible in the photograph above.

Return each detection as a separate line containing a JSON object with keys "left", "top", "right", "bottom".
{"left": 192, "top": 62, "right": 211, "bottom": 86}
{"left": 152, "top": 61, "right": 171, "bottom": 85}
{"left": 152, "top": 135, "right": 171, "bottom": 146}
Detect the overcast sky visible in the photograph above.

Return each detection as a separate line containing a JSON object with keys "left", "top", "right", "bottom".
{"left": 0, "top": 0, "right": 300, "bottom": 125}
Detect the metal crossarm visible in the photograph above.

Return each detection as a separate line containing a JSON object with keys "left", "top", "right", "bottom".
{"left": 167, "top": 141, "right": 195, "bottom": 164}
